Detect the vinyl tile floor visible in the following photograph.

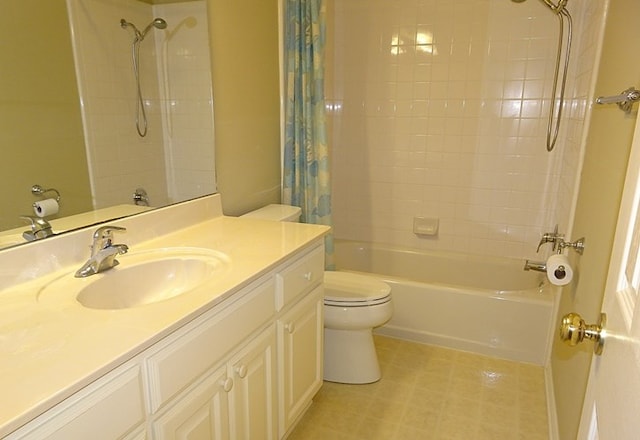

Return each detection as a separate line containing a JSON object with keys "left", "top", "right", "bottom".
{"left": 288, "top": 335, "right": 549, "bottom": 440}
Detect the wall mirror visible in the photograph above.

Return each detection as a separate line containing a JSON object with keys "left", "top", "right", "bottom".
{"left": 0, "top": 0, "right": 216, "bottom": 249}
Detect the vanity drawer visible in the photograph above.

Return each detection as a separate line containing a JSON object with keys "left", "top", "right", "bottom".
{"left": 275, "top": 245, "right": 324, "bottom": 311}
{"left": 7, "top": 365, "right": 144, "bottom": 440}
{"left": 146, "top": 279, "right": 275, "bottom": 413}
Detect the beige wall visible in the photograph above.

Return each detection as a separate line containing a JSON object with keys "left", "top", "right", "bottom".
{"left": 0, "top": 0, "right": 92, "bottom": 230}
{"left": 552, "top": 1, "right": 640, "bottom": 438}
{"left": 0, "top": 0, "right": 281, "bottom": 231}
{"left": 207, "top": 0, "right": 282, "bottom": 216}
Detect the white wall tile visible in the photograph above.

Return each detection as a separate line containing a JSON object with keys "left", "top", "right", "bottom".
{"left": 328, "top": 0, "right": 603, "bottom": 259}
{"left": 67, "top": 0, "right": 215, "bottom": 209}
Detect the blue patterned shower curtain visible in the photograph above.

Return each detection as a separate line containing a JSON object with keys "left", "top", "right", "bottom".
{"left": 283, "top": 0, "right": 334, "bottom": 268}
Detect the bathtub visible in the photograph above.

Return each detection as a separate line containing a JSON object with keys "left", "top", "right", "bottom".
{"left": 334, "top": 240, "right": 555, "bottom": 365}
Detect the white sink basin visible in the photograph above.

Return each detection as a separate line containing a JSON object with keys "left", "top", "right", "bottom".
{"left": 38, "top": 248, "right": 230, "bottom": 310}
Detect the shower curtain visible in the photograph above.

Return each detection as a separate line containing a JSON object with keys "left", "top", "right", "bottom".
{"left": 283, "top": 0, "right": 334, "bottom": 268}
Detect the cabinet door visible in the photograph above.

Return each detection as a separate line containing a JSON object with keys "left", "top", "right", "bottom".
{"left": 153, "top": 364, "right": 230, "bottom": 440}
{"left": 228, "top": 326, "right": 277, "bottom": 440}
{"left": 277, "top": 286, "right": 324, "bottom": 437}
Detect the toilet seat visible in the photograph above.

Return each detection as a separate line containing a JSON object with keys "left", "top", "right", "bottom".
{"left": 324, "top": 271, "right": 391, "bottom": 307}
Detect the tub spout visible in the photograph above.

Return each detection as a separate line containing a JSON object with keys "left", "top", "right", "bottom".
{"left": 524, "top": 260, "right": 547, "bottom": 273}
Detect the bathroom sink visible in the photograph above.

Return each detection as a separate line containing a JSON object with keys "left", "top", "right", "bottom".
{"left": 38, "top": 247, "right": 230, "bottom": 309}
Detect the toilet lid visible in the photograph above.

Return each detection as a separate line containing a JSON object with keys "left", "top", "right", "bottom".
{"left": 324, "top": 271, "right": 391, "bottom": 307}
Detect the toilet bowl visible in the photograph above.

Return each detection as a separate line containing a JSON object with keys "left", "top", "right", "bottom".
{"left": 323, "top": 271, "right": 392, "bottom": 384}
{"left": 241, "top": 204, "right": 394, "bottom": 384}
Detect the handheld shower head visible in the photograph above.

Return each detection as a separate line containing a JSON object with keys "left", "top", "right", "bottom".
{"left": 153, "top": 18, "right": 168, "bottom": 29}
{"left": 120, "top": 18, "right": 142, "bottom": 40}
{"left": 511, "top": 0, "right": 569, "bottom": 11}
{"left": 121, "top": 17, "right": 167, "bottom": 42}
{"left": 141, "top": 18, "right": 168, "bottom": 38}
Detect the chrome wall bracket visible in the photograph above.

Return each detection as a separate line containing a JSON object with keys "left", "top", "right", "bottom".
{"left": 31, "top": 184, "right": 61, "bottom": 202}
{"left": 596, "top": 86, "right": 640, "bottom": 114}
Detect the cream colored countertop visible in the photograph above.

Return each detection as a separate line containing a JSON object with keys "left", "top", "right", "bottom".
{"left": 0, "top": 200, "right": 329, "bottom": 437}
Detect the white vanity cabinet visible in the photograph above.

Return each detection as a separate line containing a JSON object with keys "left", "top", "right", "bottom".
{"left": 148, "top": 274, "right": 277, "bottom": 440}
{"left": 275, "top": 245, "right": 325, "bottom": 438}
{"left": 227, "top": 326, "right": 277, "bottom": 439}
{"left": 5, "top": 242, "right": 324, "bottom": 440}
{"left": 153, "top": 327, "right": 277, "bottom": 440}
{"left": 4, "top": 364, "right": 147, "bottom": 440}
{"left": 277, "top": 286, "right": 323, "bottom": 438}
{"left": 152, "top": 363, "right": 230, "bottom": 440}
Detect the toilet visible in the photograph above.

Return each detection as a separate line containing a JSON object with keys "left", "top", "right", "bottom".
{"left": 322, "top": 271, "right": 392, "bottom": 383}
{"left": 241, "top": 204, "right": 393, "bottom": 384}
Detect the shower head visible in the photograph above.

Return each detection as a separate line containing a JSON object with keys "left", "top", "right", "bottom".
{"left": 120, "top": 17, "right": 167, "bottom": 42}
{"left": 510, "top": 0, "right": 569, "bottom": 12}
{"left": 142, "top": 18, "right": 168, "bottom": 37}
{"left": 120, "top": 18, "right": 139, "bottom": 35}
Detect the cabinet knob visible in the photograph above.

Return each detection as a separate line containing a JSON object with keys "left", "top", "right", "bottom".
{"left": 303, "top": 271, "right": 313, "bottom": 281}
{"left": 235, "top": 364, "right": 248, "bottom": 378}
{"left": 285, "top": 322, "right": 296, "bottom": 334}
{"left": 220, "top": 377, "right": 234, "bottom": 392}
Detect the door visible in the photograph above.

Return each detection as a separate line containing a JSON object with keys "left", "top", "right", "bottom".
{"left": 153, "top": 364, "right": 230, "bottom": 440}
{"left": 277, "top": 286, "right": 324, "bottom": 437}
{"left": 576, "top": 109, "right": 640, "bottom": 438}
{"left": 228, "top": 326, "right": 277, "bottom": 440}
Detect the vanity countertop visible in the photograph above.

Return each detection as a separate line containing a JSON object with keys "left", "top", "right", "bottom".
{"left": 0, "top": 196, "right": 329, "bottom": 437}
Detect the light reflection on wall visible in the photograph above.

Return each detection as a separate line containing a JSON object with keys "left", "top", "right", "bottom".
{"left": 391, "top": 31, "right": 437, "bottom": 55}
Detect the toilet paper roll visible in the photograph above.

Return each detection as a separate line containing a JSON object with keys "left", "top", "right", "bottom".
{"left": 33, "top": 198, "right": 59, "bottom": 218}
{"left": 546, "top": 254, "right": 573, "bottom": 286}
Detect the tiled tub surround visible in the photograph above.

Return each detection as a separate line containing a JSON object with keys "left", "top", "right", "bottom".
{"left": 67, "top": 0, "right": 216, "bottom": 208}
{"left": 0, "top": 194, "right": 329, "bottom": 437}
{"left": 327, "top": 0, "right": 605, "bottom": 259}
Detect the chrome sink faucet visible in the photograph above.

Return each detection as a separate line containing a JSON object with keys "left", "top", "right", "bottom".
{"left": 75, "top": 225, "right": 129, "bottom": 278}
{"left": 20, "top": 215, "right": 55, "bottom": 241}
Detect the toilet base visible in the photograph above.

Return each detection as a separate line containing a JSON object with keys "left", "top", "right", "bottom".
{"left": 323, "top": 327, "right": 381, "bottom": 384}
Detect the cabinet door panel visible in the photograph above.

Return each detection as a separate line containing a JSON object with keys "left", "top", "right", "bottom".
{"left": 228, "top": 327, "right": 277, "bottom": 440}
{"left": 147, "top": 279, "right": 275, "bottom": 413}
{"left": 278, "top": 286, "right": 324, "bottom": 437}
{"left": 153, "top": 364, "right": 230, "bottom": 440}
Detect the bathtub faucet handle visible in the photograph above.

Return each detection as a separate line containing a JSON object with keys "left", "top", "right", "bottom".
{"left": 536, "top": 225, "right": 564, "bottom": 253}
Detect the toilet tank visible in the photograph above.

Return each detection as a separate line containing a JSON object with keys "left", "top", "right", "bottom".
{"left": 240, "top": 204, "right": 302, "bottom": 222}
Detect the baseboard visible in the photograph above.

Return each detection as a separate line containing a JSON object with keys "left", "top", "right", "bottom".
{"left": 545, "top": 364, "right": 560, "bottom": 440}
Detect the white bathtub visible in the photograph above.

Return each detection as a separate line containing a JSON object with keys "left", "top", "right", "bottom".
{"left": 334, "top": 240, "right": 555, "bottom": 365}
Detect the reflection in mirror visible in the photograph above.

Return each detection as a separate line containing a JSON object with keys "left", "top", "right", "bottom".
{"left": 0, "top": 0, "right": 216, "bottom": 249}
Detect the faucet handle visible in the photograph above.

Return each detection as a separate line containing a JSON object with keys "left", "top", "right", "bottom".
{"left": 20, "top": 215, "right": 52, "bottom": 230}
{"left": 93, "top": 225, "right": 126, "bottom": 239}
{"left": 536, "top": 224, "right": 564, "bottom": 253}
{"left": 92, "top": 225, "right": 127, "bottom": 253}
{"left": 20, "top": 215, "right": 54, "bottom": 241}
{"left": 536, "top": 233, "right": 555, "bottom": 253}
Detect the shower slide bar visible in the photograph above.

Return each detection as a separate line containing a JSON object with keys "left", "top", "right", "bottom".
{"left": 596, "top": 86, "right": 640, "bottom": 114}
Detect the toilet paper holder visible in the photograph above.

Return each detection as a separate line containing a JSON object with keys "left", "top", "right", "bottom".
{"left": 31, "top": 184, "right": 61, "bottom": 202}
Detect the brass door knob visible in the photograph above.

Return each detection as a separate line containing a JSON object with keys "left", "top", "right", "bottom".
{"left": 559, "top": 312, "right": 606, "bottom": 355}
